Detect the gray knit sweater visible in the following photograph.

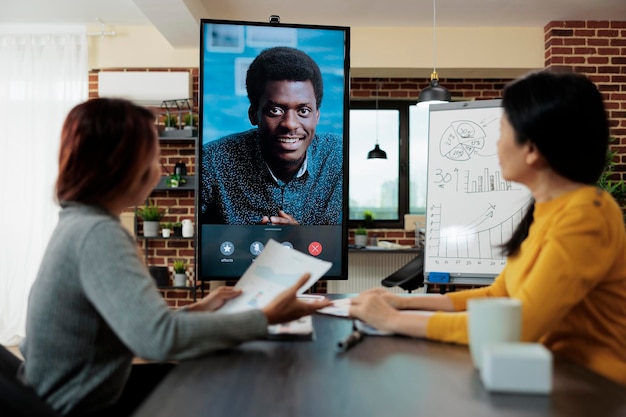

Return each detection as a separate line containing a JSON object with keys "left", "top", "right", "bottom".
{"left": 21, "top": 203, "right": 268, "bottom": 415}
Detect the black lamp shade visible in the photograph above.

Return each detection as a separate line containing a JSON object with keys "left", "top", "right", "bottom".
{"left": 418, "top": 79, "right": 451, "bottom": 104}
{"left": 367, "top": 144, "right": 387, "bottom": 159}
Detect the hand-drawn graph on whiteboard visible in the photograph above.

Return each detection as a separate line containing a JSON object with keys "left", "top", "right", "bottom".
{"left": 425, "top": 100, "right": 532, "bottom": 278}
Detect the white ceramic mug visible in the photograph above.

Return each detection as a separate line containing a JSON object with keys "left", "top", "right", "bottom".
{"left": 467, "top": 297, "right": 522, "bottom": 370}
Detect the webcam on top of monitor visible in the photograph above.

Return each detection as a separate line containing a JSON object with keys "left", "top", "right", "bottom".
{"left": 269, "top": 15, "right": 280, "bottom": 24}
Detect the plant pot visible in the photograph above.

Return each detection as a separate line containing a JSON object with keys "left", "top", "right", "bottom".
{"left": 354, "top": 234, "right": 368, "bottom": 247}
{"left": 174, "top": 273, "right": 187, "bottom": 287}
{"left": 149, "top": 266, "right": 169, "bottom": 286}
{"left": 143, "top": 221, "right": 159, "bottom": 237}
{"left": 162, "top": 229, "right": 171, "bottom": 238}
{"left": 173, "top": 225, "right": 182, "bottom": 237}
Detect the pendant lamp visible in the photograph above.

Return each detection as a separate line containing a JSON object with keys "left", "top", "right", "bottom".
{"left": 417, "top": 0, "right": 451, "bottom": 107}
{"left": 367, "top": 79, "right": 388, "bottom": 159}
{"left": 367, "top": 144, "right": 387, "bottom": 159}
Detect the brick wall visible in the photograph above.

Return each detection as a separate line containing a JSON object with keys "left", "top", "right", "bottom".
{"left": 350, "top": 77, "right": 509, "bottom": 101}
{"left": 545, "top": 21, "right": 626, "bottom": 182}
{"left": 88, "top": 20, "right": 626, "bottom": 304}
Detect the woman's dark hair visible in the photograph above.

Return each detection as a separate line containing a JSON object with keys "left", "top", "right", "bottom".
{"left": 55, "top": 98, "right": 157, "bottom": 205}
{"left": 501, "top": 70, "right": 609, "bottom": 256}
{"left": 246, "top": 46, "right": 324, "bottom": 110}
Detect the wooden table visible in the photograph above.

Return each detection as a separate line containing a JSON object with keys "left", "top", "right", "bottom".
{"left": 132, "top": 307, "right": 626, "bottom": 417}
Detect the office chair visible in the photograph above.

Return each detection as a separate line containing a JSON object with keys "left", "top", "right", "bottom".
{"left": 381, "top": 249, "right": 424, "bottom": 293}
{"left": 0, "top": 345, "right": 61, "bottom": 417}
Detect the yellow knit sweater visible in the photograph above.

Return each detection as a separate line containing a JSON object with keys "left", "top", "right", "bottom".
{"left": 426, "top": 186, "right": 626, "bottom": 385}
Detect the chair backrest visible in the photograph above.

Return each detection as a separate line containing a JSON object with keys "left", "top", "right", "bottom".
{"left": 381, "top": 251, "right": 425, "bottom": 292}
{"left": 0, "top": 345, "right": 22, "bottom": 376}
{"left": 0, "top": 345, "right": 60, "bottom": 417}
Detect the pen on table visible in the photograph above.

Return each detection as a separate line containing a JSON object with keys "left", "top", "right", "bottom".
{"left": 337, "top": 322, "right": 364, "bottom": 352}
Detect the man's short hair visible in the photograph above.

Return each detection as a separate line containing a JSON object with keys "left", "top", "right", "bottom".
{"left": 246, "top": 46, "right": 324, "bottom": 109}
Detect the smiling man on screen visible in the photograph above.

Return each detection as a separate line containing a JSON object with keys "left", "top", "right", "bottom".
{"left": 201, "top": 46, "right": 343, "bottom": 226}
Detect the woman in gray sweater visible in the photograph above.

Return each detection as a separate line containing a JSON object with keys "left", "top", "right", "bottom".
{"left": 20, "top": 98, "right": 331, "bottom": 416}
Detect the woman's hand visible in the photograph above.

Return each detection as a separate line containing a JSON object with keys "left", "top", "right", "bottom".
{"left": 262, "top": 273, "right": 331, "bottom": 324}
{"left": 188, "top": 286, "right": 243, "bottom": 312}
{"left": 349, "top": 292, "right": 400, "bottom": 333}
{"left": 359, "top": 288, "right": 405, "bottom": 309}
{"left": 350, "top": 292, "right": 434, "bottom": 338}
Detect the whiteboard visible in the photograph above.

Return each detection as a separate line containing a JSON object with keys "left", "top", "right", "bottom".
{"left": 424, "top": 100, "right": 531, "bottom": 279}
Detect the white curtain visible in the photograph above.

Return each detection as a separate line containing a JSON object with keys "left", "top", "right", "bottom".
{"left": 0, "top": 25, "right": 88, "bottom": 345}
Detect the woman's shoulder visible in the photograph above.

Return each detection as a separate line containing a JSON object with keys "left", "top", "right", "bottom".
{"left": 60, "top": 203, "right": 117, "bottom": 224}
{"left": 58, "top": 203, "right": 129, "bottom": 243}
{"left": 552, "top": 186, "right": 625, "bottom": 233}
{"left": 569, "top": 186, "right": 622, "bottom": 214}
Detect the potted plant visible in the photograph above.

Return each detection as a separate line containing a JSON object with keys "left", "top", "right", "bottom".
{"left": 165, "top": 172, "right": 186, "bottom": 188}
{"left": 166, "top": 173, "right": 181, "bottom": 188}
{"left": 354, "top": 226, "right": 368, "bottom": 247}
{"left": 183, "top": 112, "right": 198, "bottom": 130}
{"left": 149, "top": 266, "right": 169, "bottom": 287}
{"left": 163, "top": 113, "right": 178, "bottom": 130}
{"left": 363, "top": 210, "right": 375, "bottom": 228}
{"left": 161, "top": 221, "right": 173, "bottom": 238}
{"left": 136, "top": 200, "right": 166, "bottom": 237}
{"left": 172, "top": 259, "right": 187, "bottom": 287}
{"left": 172, "top": 221, "right": 183, "bottom": 237}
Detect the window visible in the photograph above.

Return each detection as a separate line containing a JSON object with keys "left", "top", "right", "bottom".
{"left": 408, "top": 104, "right": 430, "bottom": 214}
{"left": 349, "top": 101, "right": 429, "bottom": 228}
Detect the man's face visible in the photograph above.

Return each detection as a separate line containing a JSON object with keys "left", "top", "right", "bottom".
{"left": 249, "top": 80, "right": 320, "bottom": 168}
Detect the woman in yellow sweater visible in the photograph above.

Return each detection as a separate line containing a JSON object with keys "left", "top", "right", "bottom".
{"left": 350, "top": 70, "right": 626, "bottom": 385}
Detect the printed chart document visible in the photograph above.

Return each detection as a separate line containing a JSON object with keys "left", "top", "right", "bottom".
{"left": 217, "top": 239, "right": 333, "bottom": 314}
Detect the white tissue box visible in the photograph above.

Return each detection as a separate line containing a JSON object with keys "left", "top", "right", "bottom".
{"left": 480, "top": 343, "right": 552, "bottom": 394}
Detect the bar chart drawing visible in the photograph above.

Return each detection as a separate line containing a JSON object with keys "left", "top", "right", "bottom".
{"left": 463, "top": 168, "right": 519, "bottom": 193}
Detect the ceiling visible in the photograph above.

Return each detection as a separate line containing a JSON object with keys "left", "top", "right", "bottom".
{"left": 3, "top": 0, "right": 626, "bottom": 48}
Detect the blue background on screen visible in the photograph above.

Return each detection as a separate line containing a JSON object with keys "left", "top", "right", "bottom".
{"left": 201, "top": 23, "right": 346, "bottom": 144}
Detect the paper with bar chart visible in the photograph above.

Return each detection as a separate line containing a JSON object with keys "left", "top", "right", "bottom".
{"left": 425, "top": 100, "right": 532, "bottom": 277}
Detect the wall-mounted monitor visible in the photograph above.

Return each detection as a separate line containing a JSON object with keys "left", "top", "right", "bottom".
{"left": 197, "top": 18, "right": 350, "bottom": 281}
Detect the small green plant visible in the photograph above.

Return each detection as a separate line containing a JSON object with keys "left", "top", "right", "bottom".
{"left": 165, "top": 173, "right": 187, "bottom": 188}
{"left": 355, "top": 226, "right": 367, "bottom": 235}
{"left": 173, "top": 259, "right": 187, "bottom": 274}
{"left": 183, "top": 112, "right": 198, "bottom": 127}
{"left": 598, "top": 138, "right": 626, "bottom": 207}
{"left": 171, "top": 221, "right": 183, "bottom": 237}
{"left": 363, "top": 210, "right": 374, "bottom": 228}
{"left": 163, "top": 113, "right": 178, "bottom": 129}
{"left": 136, "top": 200, "right": 166, "bottom": 221}
{"left": 161, "top": 221, "right": 173, "bottom": 230}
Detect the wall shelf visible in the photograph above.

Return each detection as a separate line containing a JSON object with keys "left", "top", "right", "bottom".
{"left": 158, "top": 135, "right": 197, "bottom": 142}
{"left": 137, "top": 236, "right": 194, "bottom": 241}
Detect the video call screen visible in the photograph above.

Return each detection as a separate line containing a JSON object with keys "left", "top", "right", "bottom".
{"left": 197, "top": 19, "right": 350, "bottom": 280}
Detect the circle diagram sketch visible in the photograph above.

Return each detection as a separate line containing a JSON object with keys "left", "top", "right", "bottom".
{"left": 440, "top": 120, "right": 486, "bottom": 161}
